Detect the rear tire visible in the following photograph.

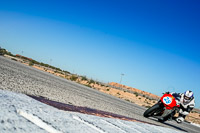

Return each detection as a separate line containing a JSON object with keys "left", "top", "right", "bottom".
{"left": 143, "top": 103, "right": 161, "bottom": 117}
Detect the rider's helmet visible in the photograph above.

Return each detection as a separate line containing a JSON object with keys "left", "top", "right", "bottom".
{"left": 183, "top": 90, "right": 194, "bottom": 104}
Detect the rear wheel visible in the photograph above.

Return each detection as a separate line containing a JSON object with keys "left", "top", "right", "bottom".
{"left": 143, "top": 103, "right": 162, "bottom": 117}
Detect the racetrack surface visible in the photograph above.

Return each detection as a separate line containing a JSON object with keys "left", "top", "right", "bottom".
{"left": 0, "top": 56, "right": 199, "bottom": 132}
{"left": 0, "top": 89, "right": 184, "bottom": 133}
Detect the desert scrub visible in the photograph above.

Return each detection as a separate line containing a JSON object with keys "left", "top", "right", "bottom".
{"left": 100, "top": 84, "right": 105, "bottom": 87}
{"left": 191, "top": 110, "right": 198, "bottom": 113}
{"left": 145, "top": 105, "right": 151, "bottom": 108}
{"left": 85, "top": 84, "right": 91, "bottom": 88}
{"left": 106, "top": 89, "right": 110, "bottom": 91}
{"left": 11, "top": 58, "right": 18, "bottom": 61}
{"left": 134, "top": 92, "right": 138, "bottom": 97}
{"left": 117, "top": 92, "right": 121, "bottom": 95}
{"left": 29, "top": 61, "right": 34, "bottom": 66}
{"left": 70, "top": 75, "right": 78, "bottom": 81}
{"left": 125, "top": 99, "right": 130, "bottom": 102}
{"left": 81, "top": 76, "right": 88, "bottom": 81}
{"left": 95, "top": 81, "right": 100, "bottom": 85}
{"left": 89, "top": 79, "right": 95, "bottom": 84}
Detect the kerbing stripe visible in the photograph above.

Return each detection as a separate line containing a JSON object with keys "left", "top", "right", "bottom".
{"left": 17, "top": 110, "right": 62, "bottom": 133}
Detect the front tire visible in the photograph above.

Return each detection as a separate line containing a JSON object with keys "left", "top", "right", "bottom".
{"left": 143, "top": 103, "right": 161, "bottom": 117}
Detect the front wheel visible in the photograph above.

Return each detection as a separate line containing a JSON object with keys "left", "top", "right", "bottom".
{"left": 143, "top": 103, "right": 161, "bottom": 117}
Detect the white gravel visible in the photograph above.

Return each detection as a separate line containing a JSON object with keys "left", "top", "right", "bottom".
{"left": 0, "top": 89, "right": 184, "bottom": 133}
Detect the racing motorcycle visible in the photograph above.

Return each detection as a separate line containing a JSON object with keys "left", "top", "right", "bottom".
{"left": 143, "top": 92, "right": 180, "bottom": 122}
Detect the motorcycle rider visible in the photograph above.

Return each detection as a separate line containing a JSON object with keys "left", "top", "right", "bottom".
{"left": 171, "top": 90, "right": 195, "bottom": 123}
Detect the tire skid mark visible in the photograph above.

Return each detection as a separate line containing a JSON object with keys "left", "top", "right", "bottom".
{"left": 100, "top": 119, "right": 127, "bottom": 133}
{"left": 116, "top": 120, "right": 149, "bottom": 133}
{"left": 140, "top": 123, "right": 166, "bottom": 133}
{"left": 177, "top": 123, "right": 199, "bottom": 133}
{"left": 72, "top": 115, "right": 106, "bottom": 133}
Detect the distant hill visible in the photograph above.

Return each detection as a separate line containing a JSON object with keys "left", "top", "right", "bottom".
{"left": 109, "top": 82, "right": 160, "bottom": 100}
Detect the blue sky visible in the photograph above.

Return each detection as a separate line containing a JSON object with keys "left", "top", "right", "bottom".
{"left": 0, "top": 0, "right": 200, "bottom": 108}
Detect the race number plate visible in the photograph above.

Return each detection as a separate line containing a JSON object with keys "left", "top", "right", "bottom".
{"left": 163, "top": 96, "right": 172, "bottom": 105}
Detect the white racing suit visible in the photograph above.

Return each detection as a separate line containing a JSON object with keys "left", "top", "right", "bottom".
{"left": 171, "top": 93, "right": 195, "bottom": 123}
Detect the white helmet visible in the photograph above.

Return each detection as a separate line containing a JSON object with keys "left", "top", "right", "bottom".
{"left": 183, "top": 90, "right": 194, "bottom": 104}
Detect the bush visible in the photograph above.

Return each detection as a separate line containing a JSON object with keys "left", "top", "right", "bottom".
{"left": 70, "top": 75, "right": 78, "bottom": 81}
{"left": 145, "top": 105, "right": 152, "bottom": 108}
{"left": 0, "top": 49, "right": 4, "bottom": 55}
{"left": 63, "top": 70, "right": 70, "bottom": 74}
{"left": 125, "top": 99, "right": 130, "bottom": 102}
{"left": 0, "top": 48, "right": 14, "bottom": 56}
{"left": 95, "top": 82, "right": 100, "bottom": 85}
{"left": 85, "top": 84, "right": 91, "bottom": 88}
{"left": 11, "top": 58, "right": 17, "bottom": 61}
{"left": 29, "top": 61, "right": 34, "bottom": 66}
{"left": 134, "top": 92, "right": 138, "bottom": 97}
{"left": 81, "top": 76, "right": 88, "bottom": 81}
{"left": 89, "top": 79, "right": 95, "bottom": 84}
{"left": 191, "top": 111, "right": 198, "bottom": 113}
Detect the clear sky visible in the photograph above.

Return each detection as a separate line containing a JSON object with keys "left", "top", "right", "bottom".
{"left": 0, "top": 0, "right": 200, "bottom": 108}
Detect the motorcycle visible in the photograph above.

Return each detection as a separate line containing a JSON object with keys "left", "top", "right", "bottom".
{"left": 143, "top": 92, "right": 180, "bottom": 122}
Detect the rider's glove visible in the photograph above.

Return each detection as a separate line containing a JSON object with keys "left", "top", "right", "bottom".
{"left": 176, "top": 117, "right": 184, "bottom": 123}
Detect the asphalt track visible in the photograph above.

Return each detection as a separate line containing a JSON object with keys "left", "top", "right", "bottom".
{"left": 0, "top": 56, "right": 199, "bottom": 132}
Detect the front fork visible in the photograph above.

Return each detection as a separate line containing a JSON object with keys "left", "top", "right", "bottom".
{"left": 155, "top": 101, "right": 178, "bottom": 121}
{"left": 161, "top": 106, "right": 179, "bottom": 121}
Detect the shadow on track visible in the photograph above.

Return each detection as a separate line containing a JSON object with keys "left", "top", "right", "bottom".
{"left": 148, "top": 117, "right": 188, "bottom": 132}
